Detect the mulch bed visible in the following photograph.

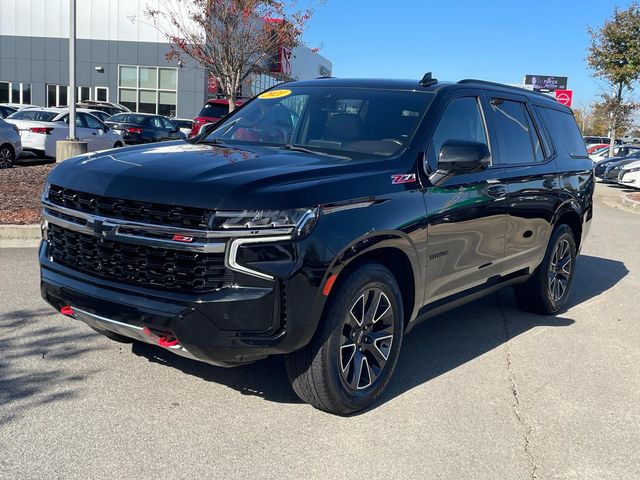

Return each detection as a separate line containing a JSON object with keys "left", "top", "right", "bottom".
{"left": 630, "top": 192, "right": 640, "bottom": 203}
{"left": 0, "top": 164, "right": 55, "bottom": 224}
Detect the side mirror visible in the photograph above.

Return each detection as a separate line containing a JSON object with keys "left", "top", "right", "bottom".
{"left": 438, "top": 140, "right": 491, "bottom": 174}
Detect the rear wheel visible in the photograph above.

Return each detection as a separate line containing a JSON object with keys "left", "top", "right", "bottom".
{"left": 513, "top": 224, "right": 577, "bottom": 314}
{"left": 0, "top": 144, "right": 15, "bottom": 168}
{"left": 285, "top": 263, "right": 404, "bottom": 415}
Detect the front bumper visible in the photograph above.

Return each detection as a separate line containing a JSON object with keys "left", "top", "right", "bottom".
{"left": 40, "top": 237, "right": 328, "bottom": 367}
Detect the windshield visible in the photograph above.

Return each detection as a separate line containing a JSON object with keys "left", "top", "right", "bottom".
{"left": 202, "top": 87, "right": 433, "bottom": 158}
{"left": 9, "top": 110, "right": 58, "bottom": 122}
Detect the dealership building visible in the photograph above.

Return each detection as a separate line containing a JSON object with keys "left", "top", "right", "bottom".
{"left": 0, "top": 0, "right": 333, "bottom": 119}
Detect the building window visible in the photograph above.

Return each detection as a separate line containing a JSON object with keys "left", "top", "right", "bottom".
{"left": 47, "top": 84, "right": 68, "bottom": 107}
{"left": 95, "top": 87, "right": 109, "bottom": 102}
{"left": 79, "top": 86, "right": 91, "bottom": 102}
{"left": 118, "top": 65, "right": 178, "bottom": 116}
{"left": 0, "top": 81, "right": 32, "bottom": 104}
{"left": 47, "top": 84, "right": 109, "bottom": 106}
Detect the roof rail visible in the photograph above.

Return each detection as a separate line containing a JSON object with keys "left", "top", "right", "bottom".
{"left": 458, "top": 78, "right": 558, "bottom": 97}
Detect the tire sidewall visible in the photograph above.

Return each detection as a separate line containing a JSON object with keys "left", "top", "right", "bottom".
{"left": 321, "top": 265, "right": 404, "bottom": 413}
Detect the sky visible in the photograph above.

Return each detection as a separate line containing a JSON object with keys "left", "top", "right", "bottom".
{"left": 301, "top": 0, "right": 636, "bottom": 110}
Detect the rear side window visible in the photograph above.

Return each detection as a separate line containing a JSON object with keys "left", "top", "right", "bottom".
{"left": 9, "top": 110, "right": 57, "bottom": 122}
{"left": 537, "top": 107, "right": 588, "bottom": 158}
{"left": 490, "top": 99, "right": 543, "bottom": 164}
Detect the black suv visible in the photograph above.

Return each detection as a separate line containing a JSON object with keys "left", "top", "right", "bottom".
{"left": 40, "top": 76, "right": 593, "bottom": 414}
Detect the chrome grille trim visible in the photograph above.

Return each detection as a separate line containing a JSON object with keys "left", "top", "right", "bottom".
{"left": 43, "top": 200, "right": 225, "bottom": 253}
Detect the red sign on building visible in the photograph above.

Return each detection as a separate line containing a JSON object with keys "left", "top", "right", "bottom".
{"left": 555, "top": 90, "right": 573, "bottom": 107}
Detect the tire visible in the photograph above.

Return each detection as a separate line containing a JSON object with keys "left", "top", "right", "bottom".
{"left": 113, "top": 142, "right": 123, "bottom": 148}
{"left": 513, "top": 224, "right": 577, "bottom": 315}
{"left": 285, "top": 263, "right": 404, "bottom": 415}
{"left": 0, "top": 143, "right": 15, "bottom": 169}
{"left": 89, "top": 326, "right": 135, "bottom": 343}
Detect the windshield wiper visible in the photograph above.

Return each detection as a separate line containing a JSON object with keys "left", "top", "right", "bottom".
{"left": 280, "top": 144, "right": 350, "bottom": 160}
{"left": 198, "top": 137, "right": 227, "bottom": 146}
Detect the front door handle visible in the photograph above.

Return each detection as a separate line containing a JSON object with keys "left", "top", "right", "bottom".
{"left": 487, "top": 184, "right": 507, "bottom": 198}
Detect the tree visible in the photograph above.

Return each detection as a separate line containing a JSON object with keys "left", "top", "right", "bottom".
{"left": 146, "top": 0, "right": 319, "bottom": 112}
{"left": 587, "top": 2, "right": 640, "bottom": 154}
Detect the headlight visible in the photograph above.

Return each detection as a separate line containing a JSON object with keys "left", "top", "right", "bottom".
{"left": 213, "top": 208, "right": 318, "bottom": 236}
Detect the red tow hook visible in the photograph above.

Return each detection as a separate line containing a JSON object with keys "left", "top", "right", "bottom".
{"left": 60, "top": 305, "right": 75, "bottom": 316}
{"left": 142, "top": 327, "right": 180, "bottom": 348}
{"left": 158, "top": 336, "right": 180, "bottom": 348}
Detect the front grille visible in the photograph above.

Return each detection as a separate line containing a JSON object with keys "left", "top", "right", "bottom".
{"left": 47, "top": 224, "right": 233, "bottom": 293}
{"left": 48, "top": 185, "right": 211, "bottom": 230}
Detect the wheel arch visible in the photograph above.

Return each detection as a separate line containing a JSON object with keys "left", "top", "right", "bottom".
{"left": 321, "top": 234, "right": 423, "bottom": 328}
{"left": 552, "top": 201, "right": 583, "bottom": 249}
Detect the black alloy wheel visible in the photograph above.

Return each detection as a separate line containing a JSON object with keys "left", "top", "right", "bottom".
{"left": 0, "top": 144, "right": 14, "bottom": 169}
{"left": 339, "top": 288, "right": 395, "bottom": 391}
{"left": 548, "top": 238, "right": 572, "bottom": 303}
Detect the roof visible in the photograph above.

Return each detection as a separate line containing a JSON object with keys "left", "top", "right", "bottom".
{"left": 283, "top": 77, "right": 568, "bottom": 111}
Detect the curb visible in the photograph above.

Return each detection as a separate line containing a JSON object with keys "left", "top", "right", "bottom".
{"left": 620, "top": 193, "right": 640, "bottom": 210}
{"left": 0, "top": 224, "right": 41, "bottom": 241}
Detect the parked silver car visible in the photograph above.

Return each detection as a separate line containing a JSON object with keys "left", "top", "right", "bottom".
{"left": 0, "top": 117, "right": 22, "bottom": 168}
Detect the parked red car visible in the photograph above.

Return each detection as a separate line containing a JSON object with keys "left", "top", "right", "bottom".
{"left": 587, "top": 143, "right": 609, "bottom": 154}
{"left": 190, "top": 99, "right": 245, "bottom": 137}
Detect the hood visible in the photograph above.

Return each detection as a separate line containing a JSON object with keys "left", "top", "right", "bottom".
{"left": 622, "top": 159, "right": 640, "bottom": 170}
{"left": 46, "top": 141, "right": 400, "bottom": 210}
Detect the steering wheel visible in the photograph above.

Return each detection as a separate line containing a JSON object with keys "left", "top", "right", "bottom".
{"left": 381, "top": 138, "right": 404, "bottom": 146}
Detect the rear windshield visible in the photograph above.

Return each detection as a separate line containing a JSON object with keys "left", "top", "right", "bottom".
{"left": 537, "top": 107, "right": 588, "bottom": 158}
{"left": 203, "top": 87, "right": 433, "bottom": 159}
{"left": 173, "top": 120, "right": 192, "bottom": 128}
{"left": 8, "top": 110, "right": 58, "bottom": 122}
{"left": 198, "top": 103, "right": 229, "bottom": 118}
{"left": 108, "top": 114, "right": 149, "bottom": 125}
{"left": 584, "top": 136, "right": 609, "bottom": 144}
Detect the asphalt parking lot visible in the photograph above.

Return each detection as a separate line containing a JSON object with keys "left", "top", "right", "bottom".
{"left": 0, "top": 183, "right": 638, "bottom": 480}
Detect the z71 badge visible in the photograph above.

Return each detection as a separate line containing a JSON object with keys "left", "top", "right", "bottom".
{"left": 391, "top": 174, "right": 417, "bottom": 184}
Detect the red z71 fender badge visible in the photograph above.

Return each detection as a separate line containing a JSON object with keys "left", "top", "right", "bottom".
{"left": 391, "top": 173, "right": 417, "bottom": 184}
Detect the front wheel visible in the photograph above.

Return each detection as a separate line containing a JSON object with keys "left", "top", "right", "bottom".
{"left": 514, "top": 224, "right": 577, "bottom": 314}
{"left": 285, "top": 263, "right": 404, "bottom": 415}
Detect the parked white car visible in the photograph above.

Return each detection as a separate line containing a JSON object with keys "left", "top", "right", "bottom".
{"left": 0, "top": 117, "right": 23, "bottom": 168}
{"left": 5, "top": 108, "right": 124, "bottom": 157}
{"left": 172, "top": 118, "right": 193, "bottom": 137}
{"left": 589, "top": 145, "right": 640, "bottom": 162}
{"left": 618, "top": 159, "right": 640, "bottom": 189}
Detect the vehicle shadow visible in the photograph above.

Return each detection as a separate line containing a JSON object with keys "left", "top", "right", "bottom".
{"left": 0, "top": 308, "right": 104, "bottom": 425}
{"left": 130, "top": 254, "right": 628, "bottom": 412}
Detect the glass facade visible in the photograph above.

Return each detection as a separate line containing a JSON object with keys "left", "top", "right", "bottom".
{"left": 118, "top": 65, "right": 178, "bottom": 117}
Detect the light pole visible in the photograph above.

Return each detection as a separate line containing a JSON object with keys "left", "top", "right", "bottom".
{"left": 55, "top": 0, "right": 87, "bottom": 161}
{"left": 69, "top": 0, "right": 77, "bottom": 140}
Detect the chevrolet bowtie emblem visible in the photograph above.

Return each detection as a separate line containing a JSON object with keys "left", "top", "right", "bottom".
{"left": 88, "top": 218, "right": 117, "bottom": 237}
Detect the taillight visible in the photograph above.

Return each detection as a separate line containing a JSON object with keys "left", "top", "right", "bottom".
{"left": 127, "top": 127, "right": 143, "bottom": 134}
{"left": 29, "top": 127, "right": 53, "bottom": 135}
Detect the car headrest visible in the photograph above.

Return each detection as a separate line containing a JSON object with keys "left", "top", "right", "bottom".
{"left": 325, "top": 114, "right": 363, "bottom": 141}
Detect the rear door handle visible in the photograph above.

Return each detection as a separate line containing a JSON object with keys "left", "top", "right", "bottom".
{"left": 487, "top": 184, "right": 508, "bottom": 198}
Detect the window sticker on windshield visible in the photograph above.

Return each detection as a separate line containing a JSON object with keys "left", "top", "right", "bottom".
{"left": 258, "top": 89, "right": 292, "bottom": 100}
